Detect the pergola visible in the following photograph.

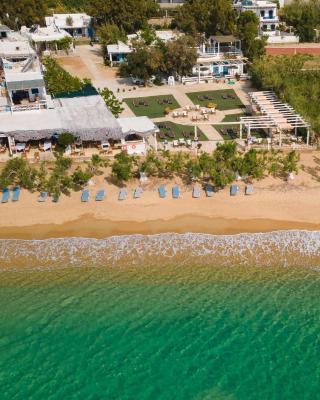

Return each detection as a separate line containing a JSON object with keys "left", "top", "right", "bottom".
{"left": 242, "top": 91, "right": 310, "bottom": 146}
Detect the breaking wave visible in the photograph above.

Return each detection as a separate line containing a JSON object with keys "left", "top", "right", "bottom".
{"left": 0, "top": 231, "right": 320, "bottom": 271}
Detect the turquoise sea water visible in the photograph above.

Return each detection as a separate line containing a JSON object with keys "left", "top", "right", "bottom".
{"left": 0, "top": 232, "right": 320, "bottom": 400}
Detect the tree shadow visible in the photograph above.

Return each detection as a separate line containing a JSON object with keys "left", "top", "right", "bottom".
{"left": 302, "top": 156, "right": 320, "bottom": 182}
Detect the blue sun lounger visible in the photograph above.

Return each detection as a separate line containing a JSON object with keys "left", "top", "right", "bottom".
{"left": 1, "top": 188, "right": 10, "bottom": 203}
{"left": 245, "top": 185, "right": 253, "bottom": 195}
{"left": 159, "top": 185, "right": 167, "bottom": 198}
{"left": 81, "top": 189, "right": 89, "bottom": 202}
{"left": 193, "top": 186, "right": 201, "bottom": 198}
{"left": 172, "top": 185, "right": 180, "bottom": 199}
{"left": 38, "top": 192, "right": 48, "bottom": 202}
{"left": 119, "top": 188, "right": 127, "bottom": 201}
{"left": 205, "top": 184, "right": 214, "bottom": 197}
{"left": 12, "top": 186, "right": 20, "bottom": 202}
{"left": 95, "top": 189, "right": 105, "bottom": 201}
{"left": 134, "top": 187, "right": 143, "bottom": 199}
{"left": 230, "top": 185, "right": 238, "bottom": 196}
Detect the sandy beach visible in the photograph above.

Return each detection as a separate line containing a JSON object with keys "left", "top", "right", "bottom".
{"left": 1, "top": 152, "right": 320, "bottom": 239}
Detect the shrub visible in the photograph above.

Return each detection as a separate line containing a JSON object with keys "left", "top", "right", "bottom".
{"left": 164, "top": 107, "right": 172, "bottom": 115}
{"left": 58, "top": 132, "right": 74, "bottom": 148}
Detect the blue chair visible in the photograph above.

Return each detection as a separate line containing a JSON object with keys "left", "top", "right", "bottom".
{"left": 119, "top": 188, "right": 127, "bottom": 201}
{"left": 1, "top": 188, "right": 10, "bottom": 203}
{"left": 245, "top": 185, "right": 253, "bottom": 195}
{"left": 205, "top": 184, "right": 214, "bottom": 197}
{"left": 81, "top": 189, "right": 89, "bottom": 202}
{"left": 134, "top": 187, "right": 143, "bottom": 199}
{"left": 95, "top": 189, "right": 105, "bottom": 201}
{"left": 172, "top": 185, "right": 180, "bottom": 199}
{"left": 158, "top": 185, "right": 167, "bottom": 198}
{"left": 193, "top": 186, "right": 201, "bottom": 198}
{"left": 230, "top": 185, "right": 238, "bottom": 196}
{"left": 12, "top": 186, "right": 20, "bottom": 202}
{"left": 38, "top": 192, "right": 48, "bottom": 202}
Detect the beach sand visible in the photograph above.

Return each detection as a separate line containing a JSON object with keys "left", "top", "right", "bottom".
{"left": 1, "top": 152, "right": 320, "bottom": 239}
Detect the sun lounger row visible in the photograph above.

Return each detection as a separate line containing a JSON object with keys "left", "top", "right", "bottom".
{"left": 1, "top": 187, "right": 20, "bottom": 203}
{"left": 0, "top": 184, "right": 254, "bottom": 204}
{"left": 230, "top": 184, "right": 253, "bottom": 196}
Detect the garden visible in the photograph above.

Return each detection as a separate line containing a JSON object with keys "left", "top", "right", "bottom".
{"left": 124, "top": 95, "right": 180, "bottom": 118}
{"left": 213, "top": 124, "right": 268, "bottom": 141}
{"left": 186, "top": 89, "right": 244, "bottom": 111}
{"left": 155, "top": 122, "right": 208, "bottom": 142}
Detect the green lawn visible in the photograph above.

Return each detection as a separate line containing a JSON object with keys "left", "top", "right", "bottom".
{"left": 186, "top": 89, "right": 244, "bottom": 111}
{"left": 213, "top": 124, "right": 267, "bottom": 141}
{"left": 155, "top": 121, "right": 208, "bottom": 141}
{"left": 222, "top": 112, "right": 245, "bottom": 122}
{"left": 124, "top": 95, "right": 180, "bottom": 118}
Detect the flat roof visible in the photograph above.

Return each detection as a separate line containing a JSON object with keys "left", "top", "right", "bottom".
{"left": 211, "top": 35, "right": 238, "bottom": 43}
{"left": 107, "top": 41, "right": 132, "bottom": 54}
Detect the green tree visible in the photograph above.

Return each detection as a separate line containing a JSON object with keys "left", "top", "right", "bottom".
{"left": 111, "top": 152, "right": 135, "bottom": 182}
{"left": 164, "top": 36, "right": 198, "bottom": 77}
{"left": 173, "top": 0, "right": 236, "bottom": 36}
{"left": 87, "top": 154, "right": 109, "bottom": 175}
{"left": 237, "top": 12, "right": 266, "bottom": 61}
{"left": 282, "top": 0, "right": 319, "bottom": 42}
{"left": 119, "top": 44, "right": 163, "bottom": 82}
{"left": 97, "top": 23, "right": 127, "bottom": 45}
{"left": 72, "top": 167, "right": 93, "bottom": 187}
{"left": 86, "top": 0, "right": 158, "bottom": 33}
{"left": 98, "top": 88, "right": 124, "bottom": 117}
{"left": 42, "top": 57, "right": 92, "bottom": 95}
{"left": 58, "top": 132, "right": 75, "bottom": 148}
{"left": 0, "top": 158, "right": 37, "bottom": 191}
{"left": 0, "top": 0, "right": 47, "bottom": 29}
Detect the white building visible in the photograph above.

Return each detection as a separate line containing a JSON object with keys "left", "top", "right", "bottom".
{"left": 106, "top": 41, "right": 132, "bottom": 67}
{"left": 0, "top": 36, "right": 49, "bottom": 112}
{"left": 194, "top": 35, "right": 246, "bottom": 80}
{"left": 233, "top": 0, "right": 279, "bottom": 36}
{"left": 45, "top": 13, "right": 92, "bottom": 38}
{"left": 21, "top": 25, "right": 72, "bottom": 54}
{"left": 233, "top": 0, "right": 299, "bottom": 43}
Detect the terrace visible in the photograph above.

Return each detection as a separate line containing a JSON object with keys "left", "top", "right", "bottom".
{"left": 155, "top": 121, "right": 208, "bottom": 142}
{"left": 124, "top": 95, "right": 180, "bottom": 118}
{"left": 186, "top": 89, "right": 244, "bottom": 111}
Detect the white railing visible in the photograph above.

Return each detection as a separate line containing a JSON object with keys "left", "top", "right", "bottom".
{"left": 198, "top": 51, "right": 242, "bottom": 59}
{"left": 0, "top": 100, "right": 48, "bottom": 113}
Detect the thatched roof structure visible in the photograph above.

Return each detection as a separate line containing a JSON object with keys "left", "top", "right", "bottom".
{"left": 0, "top": 95, "right": 123, "bottom": 142}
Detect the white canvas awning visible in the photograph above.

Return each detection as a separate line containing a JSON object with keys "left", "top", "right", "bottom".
{"left": 117, "top": 117, "right": 159, "bottom": 137}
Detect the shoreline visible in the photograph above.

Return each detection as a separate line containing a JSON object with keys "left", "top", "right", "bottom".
{"left": 1, "top": 214, "right": 319, "bottom": 240}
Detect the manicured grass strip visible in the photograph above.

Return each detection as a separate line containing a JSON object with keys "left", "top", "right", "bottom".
{"left": 186, "top": 89, "right": 244, "bottom": 111}
{"left": 213, "top": 124, "right": 267, "bottom": 141}
{"left": 124, "top": 95, "right": 180, "bottom": 118}
{"left": 222, "top": 112, "right": 245, "bottom": 122}
{"left": 155, "top": 121, "right": 208, "bottom": 141}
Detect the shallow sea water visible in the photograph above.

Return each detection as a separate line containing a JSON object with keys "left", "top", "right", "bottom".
{"left": 0, "top": 232, "right": 320, "bottom": 399}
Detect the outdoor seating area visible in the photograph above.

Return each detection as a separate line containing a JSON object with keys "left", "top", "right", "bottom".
{"left": 124, "top": 95, "right": 180, "bottom": 118}
{"left": 186, "top": 89, "right": 243, "bottom": 110}
{"left": 244, "top": 91, "right": 311, "bottom": 147}
{"left": 156, "top": 122, "right": 208, "bottom": 142}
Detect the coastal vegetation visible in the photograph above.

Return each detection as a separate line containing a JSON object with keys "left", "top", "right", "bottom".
{"left": 0, "top": 145, "right": 300, "bottom": 195}
{"left": 119, "top": 35, "right": 198, "bottom": 81}
{"left": 250, "top": 55, "right": 320, "bottom": 137}
{"left": 42, "top": 57, "right": 91, "bottom": 95}
{"left": 281, "top": 0, "right": 320, "bottom": 42}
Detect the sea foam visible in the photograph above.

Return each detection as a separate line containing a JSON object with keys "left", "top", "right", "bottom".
{"left": 0, "top": 231, "right": 319, "bottom": 271}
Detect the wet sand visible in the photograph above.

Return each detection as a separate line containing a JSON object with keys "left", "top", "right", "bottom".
{"left": 0, "top": 214, "right": 319, "bottom": 240}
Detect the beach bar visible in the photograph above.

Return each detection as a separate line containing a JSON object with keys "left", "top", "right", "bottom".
{"left": 241, "top": 91, "right": 310, "bottom": 146}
